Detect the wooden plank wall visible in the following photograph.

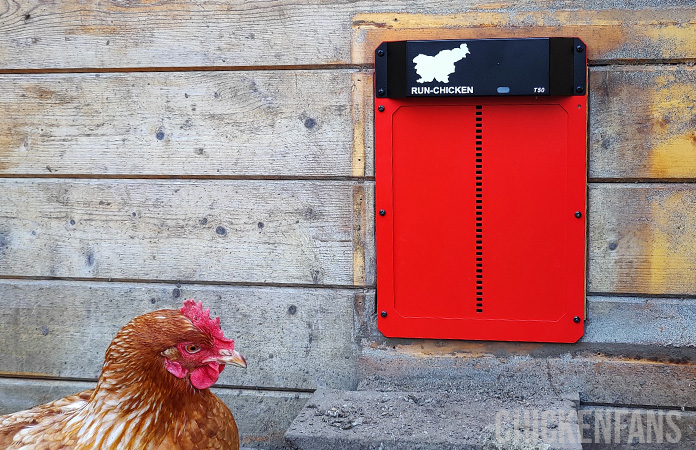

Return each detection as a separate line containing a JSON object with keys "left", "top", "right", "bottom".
{"left": 1, "top": 1, "right": 696, "bottom": 448}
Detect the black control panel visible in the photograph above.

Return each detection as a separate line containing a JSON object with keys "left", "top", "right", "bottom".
{"left": 375, "top": 38, "right": 587, "bottom": 98}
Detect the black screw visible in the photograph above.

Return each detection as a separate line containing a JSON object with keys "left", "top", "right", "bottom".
{"left": 575, "top": 86, "right": 585, "bottom": 94}
{"left": 573, "top": 316, "right": 581, "bottom": 323}
{"left": 574, "top": 211, "right": 582, "bottom": 218}
{"left": 377, "top": 88, "right": 385, "bottom": 97}
{"left": 379, "top": 209, "right": 386, "bottom": 216}
{"left": 377, "top": 49, "right": 385, "bottom": 57}
{"left": 576, "top": 45, "right": 584, "bottom": 53}
{"left": 380, "top": 311, "right": 387, "bottom": 318}
{"left": 378, "top": 105, "right": 385, "bottom": 112}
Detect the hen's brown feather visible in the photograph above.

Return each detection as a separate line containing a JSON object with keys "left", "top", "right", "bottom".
{"left": 0, "top": 391, "right": 93, "bottom": 448}
{"left": 0, "top": 306, "right": 243, "bottom": 450}
{"left": 155, "top": 391, "right": 238, "bottom": 450}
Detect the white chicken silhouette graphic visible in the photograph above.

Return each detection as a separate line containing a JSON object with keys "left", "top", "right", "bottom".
{"left": 413, "top": 43, "right": 470, "bottom": 83}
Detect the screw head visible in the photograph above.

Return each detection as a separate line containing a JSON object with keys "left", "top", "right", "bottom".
{"left": 576, "top": 45, "right": 584, "bottom": 53}
{"left": 380, "top": 311, "right": 388, "bottom": 318}
{"left": 379, "top": 209, "right": 386, "bottom": 216}
{"left": 377, "top": 88, "right": 385, "bottom": 97}
{"left": 377, "top": 49, "right": 385, "bottom": 57}
{"left": 574, "top": 211, "right": 582, "bottom": 218}
{"left": 378, "top": 105, "right": 385, "bottom": 112}
{"left": 575, "top": 86, "right": 585, "bottom": 94}
{"left": 573, "top": 316, "right": 581, "bottom": 323}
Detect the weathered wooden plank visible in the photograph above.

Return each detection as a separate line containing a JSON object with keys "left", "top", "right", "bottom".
{"left": 588, "top": 184, "right": 696, "bottom": 296}
{"left": 359, "top": 349, "right": 696, "bottom": 407}
{"left": 589, "top": 65, "right": 696, "bottom": 180}
{"left": 0, "top": 179, "right": 375, "bottom": 286}
{"left": 583, "top": 297, "right": 696, "bottom": 348}
{"left": 0, "top": 378, "right": 90, "bottom": 415}
{"left": 0, "top": 280, "right": 372, "bottom": 390}
{"left": 355, "top": 293, "right": 696, "bottom": 348}
{"left": 351, "top": 10, "right": 696, "bottom": 66}
{"left": 0, "top": 378, "right": 309, "bottom": 450}
{"left": 0, "top": 70, "right": 354, "bottom": 176}
{"left": 1, "top": 4, "right": 695, "bottom": 69}
{"left": 350, "top": 72, "right": 375, "bottom": 178}
{"left": 355, "top": 65, "right": 696, "bottom": 182}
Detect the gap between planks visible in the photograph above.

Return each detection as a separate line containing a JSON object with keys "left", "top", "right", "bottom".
{"left": 0, "top": 174, "right": 376, "bottom": 181}
{"left": 0, "top": 64, "right": 369, "bottom": 75}
{"left": 589, "top": 178, "right": 696, "bottom": 184}
{"left": 587, "top": 291, "right": 696, "bottom": 300}
{"left": 0, "top": 373, "right": 315, "bottom": 395}
{"left": 0, "top": 60, "right": 693, "bottom": 76}
{"left": 0, "top": 275, "right": 377, "bottom": 290}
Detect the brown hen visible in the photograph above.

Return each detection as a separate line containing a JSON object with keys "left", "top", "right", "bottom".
{"left": 0, "top": 300, "right": 247, "bottom": 450}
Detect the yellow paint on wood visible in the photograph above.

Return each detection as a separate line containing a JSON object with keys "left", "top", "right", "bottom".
{"left": 589, "top": 66, "right": 696, "bottom": 179}
{"left": 648, "top": 72, "right": 696, "bottom": 178}
{"left": 648, "top": 189, "right": 696, "bottom": 294}
{"left": 353, "top": 185, "right": 367, "bottom": 286}
{"left": 352, "top": 10, "right": 694, "bottom": 31}
{"left": 644, "top": 24, "right": 696, "bottom": 59}
{"left": 388, "top": 341, "right": 546, "bottom": 359}
{"left": 351, "top": 72, "right": 367, "bottom": 178}
{"left": 351, "top": 10, "right": 696, "bottom": 65}
{"left": 589, "top": 185, "right": 696, "bottom": 296}
{"left": 649, "top": 132, "right": 696, "bottom": 178}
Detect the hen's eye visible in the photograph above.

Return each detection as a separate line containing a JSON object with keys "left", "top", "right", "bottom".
{"left": 184, "top": 344, "right": 201, "bottom": 354}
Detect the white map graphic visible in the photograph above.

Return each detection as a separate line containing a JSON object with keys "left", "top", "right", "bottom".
{"left": 413, "top": 43, "right": 470, "bottom": 84}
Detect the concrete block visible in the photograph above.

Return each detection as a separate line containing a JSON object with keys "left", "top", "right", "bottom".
{"left": 286, "top": 389, "right": 582, "bottom": 450}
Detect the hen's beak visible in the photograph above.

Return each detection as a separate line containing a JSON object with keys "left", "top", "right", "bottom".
{"left": 215, "top": 348, "right": 247, "bottom": 369}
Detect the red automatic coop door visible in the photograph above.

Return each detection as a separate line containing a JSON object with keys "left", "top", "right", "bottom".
{"left": 374, "top": 38, "right": 587, "bottom": 343}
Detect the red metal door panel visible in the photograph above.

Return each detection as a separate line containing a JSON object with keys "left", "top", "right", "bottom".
{"left": 392, "top": 105, "right": 477, "bottom": 319}
{"left": 483, "top": 104, "right": 568, "bottom": 321}
{"left": 375, "top": 96, "right": 586, "bottom": 343}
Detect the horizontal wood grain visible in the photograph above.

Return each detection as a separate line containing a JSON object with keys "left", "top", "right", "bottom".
{"left": 351, "top": 9, "right": 696, "bottom": 66}
{"left": 589, "top": 184, "right": 696, "bottom": 296}
{"left": 357, "top": 295, "right": 696, "bottom": 349}
{"left": 2, "top": 67, "right": 693, "bottom": 180}
{"left": 589, "top": 65, "right": 696, "bottom": 180}
{"left": 583, "top": 296, "right": 696, "bottom": 348}
{"left": 0, "top": 378, "right": 309, "bottom": 449}
{"left": 351, "top": 72, "right": 374, "bottom": 179}
{"left": 0, "top": 179, "right": 374, "bottom": 286}
{"left": 0, "top": 280, "right": 372, "bottom": 390}
{"left": 1, "top": 3, "right": 695, "bottom": 69}
{"left": 359, "top": 348, "right": 696, "bottom": 407}
{"left": 357, "top": 64, "right": 696, "bottom": 182}
{"left": 0, "top": 70, "right": 355, "bottom": 177}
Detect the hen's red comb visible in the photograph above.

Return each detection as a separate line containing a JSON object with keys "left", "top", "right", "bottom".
{"left": 180, "top": 299, "right": 233, "bottom": 347}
